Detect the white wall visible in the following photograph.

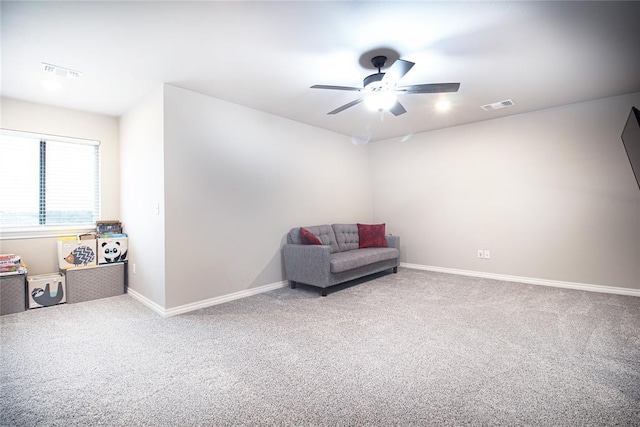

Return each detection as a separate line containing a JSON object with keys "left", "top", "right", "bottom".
{"left": 162, "top": 85, "right": 372, "bottom": 308}
{"left": 0, "top": 97, "right": 119, "bottom": 274}
{"left": 119, "top": 87, "right": 166, "bottom": 307}
{"left": 370, "top": 92, "right": 640, "bottom": 289}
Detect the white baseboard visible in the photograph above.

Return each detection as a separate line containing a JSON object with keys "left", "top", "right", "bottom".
{"left": 128, "top": 265, "right": 639, "bottom": 316}
{"left": 127, "top": 280, "right": 288, "bottom": 317}
{"left": 400, "top": 263, "right": 640, "bottom": 297}
{"left": 126, "top": 288, "right": 166, "bottom": 316}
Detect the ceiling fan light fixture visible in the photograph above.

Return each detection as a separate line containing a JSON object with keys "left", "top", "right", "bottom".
{"left": 364, "top": 90, "right": 397, "bottom": 111}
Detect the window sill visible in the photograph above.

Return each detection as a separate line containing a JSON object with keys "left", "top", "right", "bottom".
{"left": 0, "top": 225, "right": 96, "bottom": 241}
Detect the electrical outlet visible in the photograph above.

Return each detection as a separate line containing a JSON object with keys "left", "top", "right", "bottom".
{"left": 477, "top": 250, "right": 484, "bottom": 259}
{"left": 132, "top": 264, "right": 137, "bottom": 274}
{"left": 484, "top": 250, "right": 491, "bottom": 259}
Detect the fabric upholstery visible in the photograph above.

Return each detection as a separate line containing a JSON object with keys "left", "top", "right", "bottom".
{"left": 288, "top": 225, "right": 339, "bottom": 253}
{"left": 283, "top": 244, "right": 331, "bottom": 287}
{"left": 358, "top": 223, "right": 388, "bottom": 248}
{"left": 332, "top": 224, "right": 360, "bottom": 252}
{"left": 385, "top": 235, "right": 400, "bottom": 250}
{"left": 329, "top": 247, "right": 399, "bottom": 273}
{"left": 283, "top": 223, "right": 400, "bottom": 292}
{"left": 300, "top": 227, "right": 322, "bottom": 245}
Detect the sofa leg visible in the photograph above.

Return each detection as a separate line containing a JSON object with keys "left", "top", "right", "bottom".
{"left": 321, "top": 288, "right": 327, "bottom": 297}
{"left": 393, "top": 266, "right": 398, "bottom": 273}
{"left": 290, "top": 281, "right": 297, "bottom": 289}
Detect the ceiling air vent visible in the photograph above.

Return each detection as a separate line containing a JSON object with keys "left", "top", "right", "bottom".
{"left": 42, "top": 63, "right": 56, "bottom": 74}
{"left": 481, "top": 99, "right": 515, "bottom": 111}
{"left": 41, "top": 62, "right": 82, "bottom": 79}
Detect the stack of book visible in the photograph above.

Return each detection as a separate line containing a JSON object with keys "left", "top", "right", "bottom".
{"left": 0, "top": 254, "right": 27, "bottom": 276}
{"left": 96, "top": 220, "right": 123, "bottom": 237}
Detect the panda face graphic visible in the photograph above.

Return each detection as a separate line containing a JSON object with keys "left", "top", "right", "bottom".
{"left": 101, "top": 241, "right": 126, "bottom": 263}
{"left": 105, "top": 246, "right": 119, "bottom": 255}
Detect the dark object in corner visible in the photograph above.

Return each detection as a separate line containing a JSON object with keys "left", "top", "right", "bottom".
{"left": 621, "top": 106, "right": 640, "bottom": 191}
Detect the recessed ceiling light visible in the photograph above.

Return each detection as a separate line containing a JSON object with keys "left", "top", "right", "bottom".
{"left": 435, "top": 100, "right": 451, "bottom": 112}
{"left": 41, "top": 79, "right": 62, "bottom": 91}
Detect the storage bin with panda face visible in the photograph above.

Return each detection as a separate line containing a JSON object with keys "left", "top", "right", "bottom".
{"left": 97, "top": 237, "right": 128, "bottom": 264}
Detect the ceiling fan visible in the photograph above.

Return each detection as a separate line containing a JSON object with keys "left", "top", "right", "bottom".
{"left": 311, "top": 55, "right": 460, "bottom": 116}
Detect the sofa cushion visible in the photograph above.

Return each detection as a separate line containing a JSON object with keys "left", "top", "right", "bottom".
{"left": 329, "top": 247, "right": 399, "bottom": 273}
{"left": 288, "top": 225, "right": 339, "bottom": 253}
{"left": 358, "top": 223, "right": 388, "bottom": 248}
{"left": 300, "top": 227, "right": 322, "bottom": 245}
{"left": 332, "top": 224, "right": 360, "bottom": 252}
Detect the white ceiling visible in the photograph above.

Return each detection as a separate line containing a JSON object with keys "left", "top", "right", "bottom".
{"left": 2, "top": 1, "right": 640, "bottom": 142}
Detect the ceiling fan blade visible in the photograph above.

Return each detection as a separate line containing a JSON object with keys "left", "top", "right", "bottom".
{"left": 311, "top": 84, "right": 362, "bottom": 92}
{"left": 396, "top": 83, "right": 460, "bottom": 94}
{"left": 389, "top": 101, "right": 407, "bottom": 116}
{"left": 381, "top": 59, "right": 415, "bottom": 86}
{"left": 328, "top": 98, "right": 364, "bottom": 115}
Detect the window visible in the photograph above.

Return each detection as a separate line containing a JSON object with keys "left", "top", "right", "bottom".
{"left": 0, "top": 129, "right": 100, "bottom": 233}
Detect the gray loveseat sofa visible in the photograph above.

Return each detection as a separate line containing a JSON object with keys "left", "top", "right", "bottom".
{"left": 283, "top": 224, "right": 400, "bottom": 296}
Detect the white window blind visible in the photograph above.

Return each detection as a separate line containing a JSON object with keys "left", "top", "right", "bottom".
{"left": 0, "top": 129, "right": 100, "bottom": 230}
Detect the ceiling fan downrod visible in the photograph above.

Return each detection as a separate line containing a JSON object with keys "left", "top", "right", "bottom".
{"left": 364, "top": 56, "right": 388, "bottom": 90}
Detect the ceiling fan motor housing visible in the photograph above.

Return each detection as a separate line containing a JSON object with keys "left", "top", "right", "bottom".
{"left": 371, "top": 55, "right": 387, "bottom": 70}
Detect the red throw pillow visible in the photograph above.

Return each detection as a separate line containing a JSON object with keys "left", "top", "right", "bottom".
{"left": 358, "top": 223, "right": 388, "bottom": 248}
{"left": 300, "top": 227, "right": 322, "bottom": 245}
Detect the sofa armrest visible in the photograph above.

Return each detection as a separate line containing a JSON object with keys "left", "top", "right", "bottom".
{"left": 386, "top": 235, "right": 400, "bottom": 250}
{"left": 283, "top": 244, "right": 332, "bottom": 287}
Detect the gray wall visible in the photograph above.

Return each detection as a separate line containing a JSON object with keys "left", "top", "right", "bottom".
{"left": 162, "top": 85, "right": 373, "bottom": 308}
{"left": 4, "top": 89, "right": 638, "bottom": 310}
{"left": 369, "top": 92, "right": 640, "bottom": 289}
{"left": 119, "top": 86, "right": 167, "bottom": 307}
